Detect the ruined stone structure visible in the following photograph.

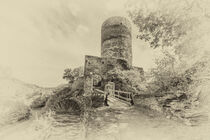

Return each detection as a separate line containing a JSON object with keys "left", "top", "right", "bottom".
{"left": 101, "top": 16, "right": 132, "bottom": 67}
{"left": 84, "top": 16, "right": 143, "bottom": 96}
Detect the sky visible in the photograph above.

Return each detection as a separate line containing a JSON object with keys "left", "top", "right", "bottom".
{"left": 0, "top": 0, "right": 157, "bottom": 87}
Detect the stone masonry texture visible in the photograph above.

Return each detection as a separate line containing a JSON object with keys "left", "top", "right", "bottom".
{"left": 101, "top": 16, "right": 132, "bottom": 67}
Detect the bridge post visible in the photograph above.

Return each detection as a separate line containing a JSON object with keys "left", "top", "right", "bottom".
{"left": 105, "top": 82, "right": 115, "bottom": 95}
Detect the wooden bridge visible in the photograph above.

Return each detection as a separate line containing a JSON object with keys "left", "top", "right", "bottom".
{"left": 94, "top": 88, "right": 134, "bottom": 106}
{"left": 110, "top": 90, "right": 134, "bottom": 105}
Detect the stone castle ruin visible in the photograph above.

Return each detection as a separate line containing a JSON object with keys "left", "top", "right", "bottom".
{"left": 84, "top": 16, "right": 144, "bottom": 96}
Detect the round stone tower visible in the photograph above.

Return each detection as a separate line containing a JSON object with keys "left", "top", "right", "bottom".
{"left": 101, "top": 16, "right": 132, "bottom": 67}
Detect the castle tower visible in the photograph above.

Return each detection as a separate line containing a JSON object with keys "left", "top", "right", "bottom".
{"left": 101, "top": 16, "right": 132, "bottom": 67}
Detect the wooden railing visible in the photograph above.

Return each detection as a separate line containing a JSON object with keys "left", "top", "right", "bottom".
{"left": 110, "top": 90, "right": 133, "bottom": 103}
{"left": 93, "top": 88, "right": 133, "bottom": 105}
{"left": 93, "top": 89, "right": 105, "bottom": 96}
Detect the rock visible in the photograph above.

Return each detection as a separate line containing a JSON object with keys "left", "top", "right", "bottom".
{"left": 183, "top": 119, "right": 192, "bottom": 126}
{"left": 44, "top": 78, "right": 92, "bottom": 114}
{"left": 176, "top": 93, "right": 188, "bottom": 101}
{"left": 91, "top": 91, "right": 104, "bottom": 108}
{"left": 30, "top": 96, "right": 49, "bottom": 109}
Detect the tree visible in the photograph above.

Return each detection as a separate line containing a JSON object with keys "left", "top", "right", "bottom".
{"left": 126, "top": 0, "right": 206, "bottom": 91}
{"left": 126, "top": 0, "right": 210, "bottom": 123}
{"left": 127, "top": 0, "right": 199, "bottom": 49}
{"left": 148, "top": 48, "right": 189, "bottom": 93}
{"left": 63, "top": 66, "right": 84, "bottom": 83}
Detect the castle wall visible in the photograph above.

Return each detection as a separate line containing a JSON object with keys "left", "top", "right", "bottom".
{"left": 84, "top": 55, "right": 102, "bottom": 77}
{"left": 84, "top": 55, "right": 102, "bottom": 96}
{"left": 101, "top": 37, "right": 132, "bottom": 67}
{"left": 84, "top": 55, "right": 130, "bottom": 96}
{"left": 83, "top": 16, "right": 144, "bottom": 96}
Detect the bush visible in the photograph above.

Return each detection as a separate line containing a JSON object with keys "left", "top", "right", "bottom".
{"left": 63, "top": 66, "right": 84, "bottom": 83}
{"left": 106, "top": 68, "right": 146, "bottom": 94}
{"left": 45, "top": 77, "right": 86, "bottom": 113}
{"left": 30, "top": 96, "right": 49, "bottom": 109}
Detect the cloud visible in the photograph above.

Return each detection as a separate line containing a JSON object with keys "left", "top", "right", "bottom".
{"left": 0, "top": 66, "right": 12, "bottom": 78}
{"left": 67, "top": 3, "right": 81, "bottom": 16}
{"left": 76, "top": 24, "right": 89, "bottom": 35}
{"left": 0, "top": 0, "right": 157, "bottom": 86}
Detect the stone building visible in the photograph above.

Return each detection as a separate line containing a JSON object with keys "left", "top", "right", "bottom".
{"left": 84, "top": 16, "right": 143, "bottom": 96}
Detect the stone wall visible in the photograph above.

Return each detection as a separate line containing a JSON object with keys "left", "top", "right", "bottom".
{"left": 84, "top": 55, "right": 102, "bottom": 77}
{"left": 84, "top": 55, "right": 102, "bottom": 96}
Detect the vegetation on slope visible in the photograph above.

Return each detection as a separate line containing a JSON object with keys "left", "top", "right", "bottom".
{"left": 0, "top": 77, "right": 53, "bottom": 126}
{"left": 126, "top": 0, "right": 210, "bottom": 125}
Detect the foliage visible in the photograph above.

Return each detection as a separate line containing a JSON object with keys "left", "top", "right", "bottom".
{"left": 126, "top": 0, "right": 210, "bottom": 124}
{"left": 129, "top": 12, "right": 189, "bottom": 48}
{"left": 127, "top": 0, "right": 199, "bottom": 49}
{"left": 44, "top": 76, "right": 89, "bottom": 114}
{"left": 63, "top": 66, "right": 84, "bottom": 83}
{"left": 127, "top": 0, "right": 208, "bottom": 96}
{"left": 107, "top": 68, "right": 146, "bottom": 94}
{"left": 148, "top": 49, "right": 182, "bottom": 92}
